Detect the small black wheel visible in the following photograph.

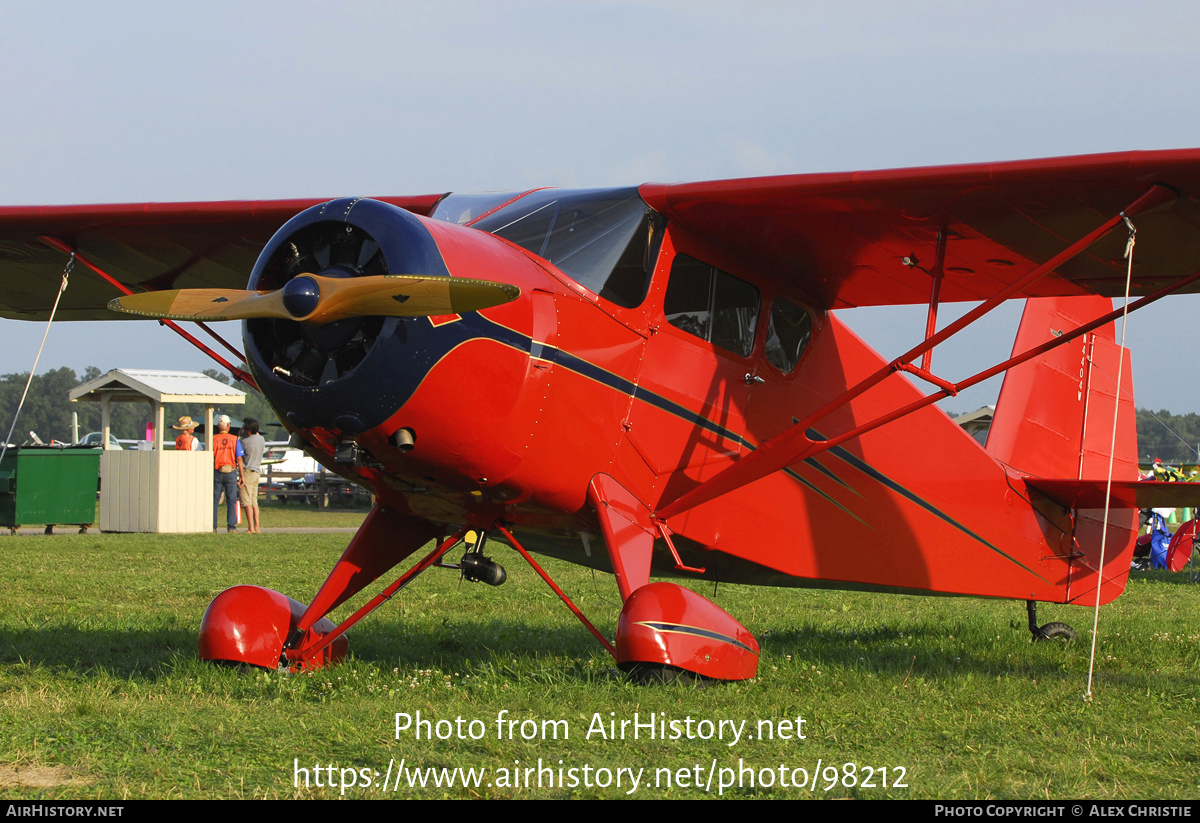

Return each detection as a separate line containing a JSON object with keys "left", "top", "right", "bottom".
{"left": 1036, "top": 622, "right": 1077, "bottom": 641}
{"left": 207, "top": 659, "right": 272, "bottom": 674}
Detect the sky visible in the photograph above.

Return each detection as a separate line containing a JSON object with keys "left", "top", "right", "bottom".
{"left": 4, "top": 1, "right": 1200, "bottom": 416}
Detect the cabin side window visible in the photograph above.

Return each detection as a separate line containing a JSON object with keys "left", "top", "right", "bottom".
{"left": 764, "top": 297, "right": 813, "bottom": 374}
{"left": 664, "top": 254, "right": 759, "bottom": 357}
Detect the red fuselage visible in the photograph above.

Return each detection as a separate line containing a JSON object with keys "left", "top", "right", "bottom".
{"left": 244, "top": 191, "right": 1136, "bottom": 609}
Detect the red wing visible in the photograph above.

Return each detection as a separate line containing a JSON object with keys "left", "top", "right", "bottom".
{"left": 0, "top": 195, "right": 444, "bottom": 321}
{"left": 640, "top": 149, "right": 1200, "bottom": 310}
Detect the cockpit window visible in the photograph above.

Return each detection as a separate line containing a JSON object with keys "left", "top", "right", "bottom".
{"left": 765, "top": 297, "right": 813, "bottom": 374}
{"left": 467, "top": 187, "right": 662, "bottom": 308}
{"left": 664, "top": 255, "right": 760, "bottom": 358}
{"left": 429, "top": 192, "right": 529, "bottom": 226}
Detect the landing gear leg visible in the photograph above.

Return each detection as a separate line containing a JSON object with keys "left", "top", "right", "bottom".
{"left": 199, "top": 504, "right": 442, "bottom": 671}
{"left": 1026, "top": 600, "right": 1077, "bottom": 642}
{"left": 589, "top": 474, "right": 759, "bottom": 682}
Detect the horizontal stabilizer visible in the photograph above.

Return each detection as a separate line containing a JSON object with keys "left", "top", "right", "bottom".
{"left": 1026, "top": 478, "right": 1200, "bottom": 509}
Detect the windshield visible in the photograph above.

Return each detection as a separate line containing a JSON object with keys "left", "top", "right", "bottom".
{"left": 458, "top": 187, "right": 663, "bottom": 309}
{"left": 429, "top": 192, "right": 530, "bottom": 226}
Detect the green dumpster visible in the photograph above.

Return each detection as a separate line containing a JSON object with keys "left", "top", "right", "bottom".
{"left": 0, "top": 446, "right": 101, "bottom": 534}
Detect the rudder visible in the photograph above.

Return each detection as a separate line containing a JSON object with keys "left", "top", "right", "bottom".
{"left": 988, "top": 296, "right": 1138, "bottom": 605}
{"left": 987, "top": 296, "right": 1137, "bottom": 481}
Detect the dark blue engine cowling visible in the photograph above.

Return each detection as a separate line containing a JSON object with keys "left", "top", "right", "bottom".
{"left": 242, "top": 198, "right": 450, "bottom": 436}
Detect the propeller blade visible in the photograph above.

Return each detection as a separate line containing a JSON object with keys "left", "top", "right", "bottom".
{"left": 309, "top": 274, "right": 520, "bottom": 322}
{"left": 108, "top": 289, "right": 286, "bottom": 321}
{"left": 108, "top": 274, "right": 520, "bottom": 325}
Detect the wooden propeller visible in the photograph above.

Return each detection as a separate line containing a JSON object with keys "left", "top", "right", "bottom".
{"left": 108, "top": 273, "right": 520, "bottom": 325}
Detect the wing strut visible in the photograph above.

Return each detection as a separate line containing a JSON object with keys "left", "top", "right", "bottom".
{"left": 38, "top": 236, "right": 258, "bottom": 390}
{"left": 656, "top": 184, "right": 1182, "bottom": 521}
{"left": 918, "top": 226, "right": 948, "bottom": 372}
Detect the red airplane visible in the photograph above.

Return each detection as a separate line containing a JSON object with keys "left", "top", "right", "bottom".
{"left": 3, "top": 149, "right": 1200, "bottom": 682}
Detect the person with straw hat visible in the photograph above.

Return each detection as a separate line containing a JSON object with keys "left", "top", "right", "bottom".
{"left": 172, "top": 416, "right": 203, "bottom": 451}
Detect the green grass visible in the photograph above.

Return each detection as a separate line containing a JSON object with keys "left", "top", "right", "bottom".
{"left": 12, "top": 497, "right": 369, "bottom": 534}
{"left": 256, "top": 498, "right": 368, "bottom": 529}
{"left": 0, "top": 530, "right": 1197, "bottom": 799}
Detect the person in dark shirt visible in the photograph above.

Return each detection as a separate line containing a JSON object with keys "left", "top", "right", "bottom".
{"left": 238, "top": 418, "right": 265, "bottom": 534}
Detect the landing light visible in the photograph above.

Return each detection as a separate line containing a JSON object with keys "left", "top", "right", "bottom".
{"left": 459, "top": 553, "right": 507, "bottom": 587}
{"left": 439, "top": 530, "right": 508, "bottom": 586}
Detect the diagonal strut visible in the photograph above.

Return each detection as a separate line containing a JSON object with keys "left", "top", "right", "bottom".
{"left": 656, "top": 184, "right": 1180, "bottom": 521}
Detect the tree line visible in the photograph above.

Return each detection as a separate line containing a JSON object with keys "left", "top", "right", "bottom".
{"left": 1135, "top": 409, "right": 1200, "bottom": 465}
{"left": 0, "top": 366, "right": 279, "bottom": 445}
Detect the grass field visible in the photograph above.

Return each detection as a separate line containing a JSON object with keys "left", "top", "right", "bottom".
{"left": 13, "top": 497, "right": 370, "bottom": 534}
{"left": 0, "top": 525, "right": 1196, "bottom": 799}
{"left": 256, "top": 498, "right": 368, "bottom": 529}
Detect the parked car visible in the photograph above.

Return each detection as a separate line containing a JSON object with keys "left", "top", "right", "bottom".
{"left": 79, "top": 432, "right": 123, "bottom": 450}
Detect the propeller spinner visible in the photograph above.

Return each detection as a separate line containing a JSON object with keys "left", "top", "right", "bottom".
{"left": 108, "top": 273, "right": 520, "bottom": 325}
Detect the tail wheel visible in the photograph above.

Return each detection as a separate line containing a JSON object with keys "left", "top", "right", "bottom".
{"left": 1035, "top": 622, "right": 1077, "bottom": 641}
{"left": 1026, "top": 601, "right": 1075, "bottom": 643}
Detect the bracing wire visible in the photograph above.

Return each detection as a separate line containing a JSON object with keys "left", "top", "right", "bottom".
{"left": 1085, "top": 218, "right": 1136, "bottom": 701}
{"left": 1083, "top": 359, "right": 1200, "bottom": 462}
{"left": 1138, "top": 407, "right": 1200, "bottom": 461}
{"left": 0, "top": 255, "right": 73, "bottom": 467}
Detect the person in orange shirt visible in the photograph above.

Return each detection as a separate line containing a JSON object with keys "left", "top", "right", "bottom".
{"left": 172, "top": 416, "right": 203, "bottom": 451}
{"left": 212, "top": 415, "right": 243, "bottom": 533}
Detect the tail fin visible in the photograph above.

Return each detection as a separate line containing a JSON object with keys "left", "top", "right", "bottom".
{"left": 987, "top": 296, "right": 1137, "bottom": 481}
{"left": 988, "top": 296, "right": 1138, "bottom": 605}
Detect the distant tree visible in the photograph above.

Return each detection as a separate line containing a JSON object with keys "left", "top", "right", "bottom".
{"left": 0, "top": 363, "right": 291, "bottom": 446}
{"left": 232, "top": 372, "right": 282, "bottom": 436}
{"left": 1136, "top": 409, "right": 1200, "bottom": 464}
{"left": 195, "top": 367, "right": 282, "bottom": 438}
{"left": 0, "top": 367, "right": 82, "bottom": 443}
{"left": 70, "top": 367, "right": 154, "bottom": 441}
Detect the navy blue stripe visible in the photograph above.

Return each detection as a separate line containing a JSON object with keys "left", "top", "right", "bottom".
{"left": 477, "top": 316, "right": 866, "bottom": 522}
{"left": 791, "top": 418, "right": 859, "bottom": 494}
{"left": 634, "top": 621, "right": 759, "bottom": 655}
{"left": 802, "top": 456, "right": 854, "bottom": 489}
{"left": 808, "top": 429, "right": 1048, "bottom": 582}
{"left": 782, "top": 466, "right": 868, "bottom": 524}
{"left": 481, "top": 314, "right": 1040, "bottom": 581}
